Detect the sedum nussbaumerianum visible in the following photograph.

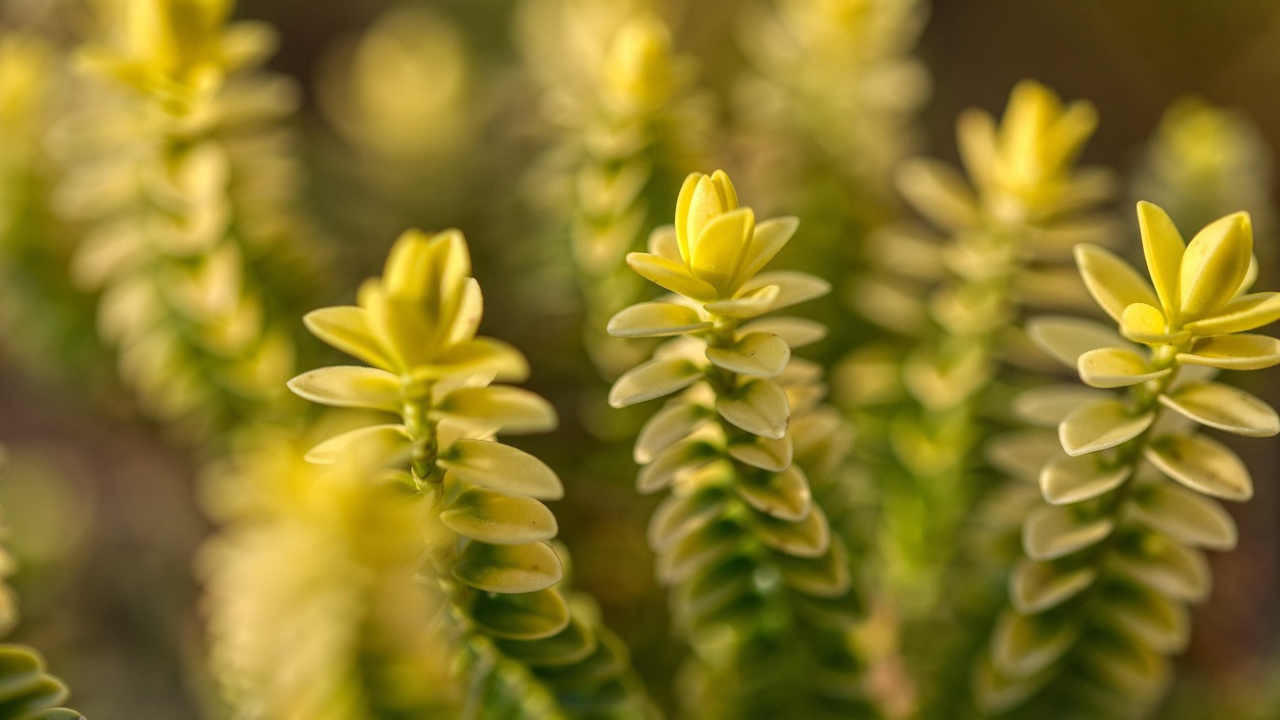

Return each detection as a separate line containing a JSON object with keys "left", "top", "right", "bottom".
{"left": 978, "top": 202, "right": 1280, "bottom": 718}
{"left": 608, "top": 171, "right": 877, "bottom": 719}
{"left": 289, "top": 230, "right": 656, "bottom": 720}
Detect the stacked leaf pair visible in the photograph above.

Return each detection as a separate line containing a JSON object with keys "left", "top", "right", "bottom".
{"left": 518, "top": 0, "right": 708, "bottom": 379}
{"left": 978, "top": 202, "right": 1280, "bottom": 717}
{"left": 608, "top": 171, "right": 874, "bottom": 719}
{"left": 288, "top": 230, "right": 655, "bottom": 720}
{"left": 51, "top": 0, "right": 319, "bottom": 440}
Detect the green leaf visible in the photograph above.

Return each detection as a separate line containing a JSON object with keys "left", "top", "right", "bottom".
{"left": 1059, "top": 400, "right": 1154, "bottom": 456}
{"left": 734, "top": 466, "right": 811, "bottom": 521}
{"left": 1096, "top": 585, "right": 1189, "bottom": 654}
{"left": 492, "top": 613, "right": 597, "bottom": 667}
{"left": 288, "top": 365, "right": 402, "bottom": 412}
{"left": 634, "top": 401, "right": 711, "bottom": 464}
{"left": 636, "top": 441, "right": 720, "bottom": 494}
{"left": 440, "top": 486, "right": 558, "bottom": 545}
{"left": 990, "top": 609, "right": 1079, "bottom": 678}
{"left": 1144, "top": 433, "right": 1253, "bottom": 501}
{"left": 726, "top": 433, "right": 793, "bottom": 472}
{"left": 1010, "top": 560, "right": 1096, "bottom": 614}
{"left": 647, "top": 490, "right": 727, "bottom": 553}
{"left": 1112, "top": 536, "right": 1210, "bottom": 602}
{"left": 1040, "top": 454, "right": 1130, "bottom": 505}
{"left": 705, "top": 332, "right": 790, "bottom": 377}
{"left": 607, "top": 302, "right": 710, "bottom": 338}
{"left": 773, "top": 539, "right": 851, "bottom": 598}
{"left": 1159, "top": 382, "right": 1279, "bottom": 437}
{"left": 747, "top": 505, "right": 830, "bottom": 558}
{"left": 468, "top": 588, "right": 570, "bottom": 641}
{"left": 439, "top": 439, "right": 564, "bottom": 500}
{"left": 453, "top": 541, "right": 563, "bottom": 593}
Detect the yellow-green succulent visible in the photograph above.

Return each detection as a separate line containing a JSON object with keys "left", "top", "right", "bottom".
{"left": 978, "top": 202, "right": 1280, "bottom": 717}
{"left": 610, "top": 170, "right": 874, "bottom": 720}
{"left": 290, "top": 229, "right": 656, "bottom": 720}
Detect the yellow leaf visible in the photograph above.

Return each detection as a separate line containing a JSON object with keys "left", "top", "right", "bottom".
{"left": 467, "top": 587, "right": 569, "bottom": 640}
{"left": 1077, "top": 347, "right": 1169, "bottom": 389}
{"left": 733, "top": 216, "right": 798, "bottom": 288}
{"left": 1073, "top": 244, "right": 1158, "bottom": 323}
{"left": 1120, "top": 302, "right": 1187, "bottom": 345}
{"left": 739, "top": 270, "right": 829, "bottom": 311}
{"left": 688, "top": 208, "right": 754, "bottom": 294}
{"left": 434, "top": 386, "right": 558, "bottom": 435}
{"left": 1026, "top": 316, "right": 1127, "bottom": 368}
{"left": 303, "top": 306, "right": 395, "bottom": 371}
{"left": 305, "top": 424, "right": 410, "bottom": 464}
{"left": 1177, "top": 334, "right": 1280, "bottom": 370}
{"left": 288, "top": 365, "right": 402, "bottom": 412}
{"left": 1136, "top": 201, "right": 1185, "bottom": 319}
{"left": 705, "top": 332, "right": 790, "bottom": 378}
{"left": 747, "top": 505, "right": 830, "bottom": 558}
{"left": 726, "top": 433, "right": 793, "bottom": 473}
{"left": 636, "top": 440, "right": 719, "bottom": 494}
{"left": 704, "top": 284, "right": 780, "bottom": 319}
{"left": 608, "top": 356, "right": 703, "bottom": 408}
{"left": 895, "top": 158, "right": 978, "bottom": 231}
{"left": 1178, "top": 212, "right": 1252, "bottom": 320}
{"left": 1184, "top": 292, "right": 1280, "bottom": 336}
{"left": 740, "top": 317, "right": 827, "bottom": 349}
{"left": 607, "top": 302, "right": 710, "bottom": 338}
{"left": 626, "top": 251, "right": 717, "bottom": 301}
{"left": 634, "top": 401, "right": 712, "bottom": 464}
{"left": 734, "top": 466, "right": 810, "bottom": 521}
{"left": 1013, "top": 385, "right": 1108, "bottom": 427}
{"left": 1111, "top": 536, "right": 1209, "bottom": 602}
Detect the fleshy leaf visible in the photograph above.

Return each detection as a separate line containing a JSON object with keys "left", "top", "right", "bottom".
{"left": 1120, "top": 302, "right": 1187, "bottom": 345}
{"left": 434, "top": 386, "right": 557, "bottom": 434}
{"left": 1177, "top": 334, "right": 1280, "bottom": 370}
{"left": 716, "top": 379, "right": 790, "bottom": 439}
{"left": 1059, "top": 400, "right": 1155, "bottom": 456}
{"left": 440, "top": 486, "right": 558, "bottom": 545}
{"left": 1010, "top": 560, "right": 1097, "bottom": 614}
{"left": 626, "top": 251, "right": 717, "bottom": 301}
{"left": 453, "top": 541, "right": 563, "bottom": 594}
{"left": 1023, "top": 504, "right": 1115, "bottom": 560}
{"left": 735, "top": 217, "right": 799, "bottom": 287}
{"left": 1144, "top": 433, "right": 1253, "bottom": 501}
{"left": 705, "top": 332, "right": 790, "bottom": 377}
{"left": 748, "top": 505, "right": 830, "bottom": 558}
{"left": 636, "top": 441, "right": 719, "bottom": 494}
{"left": 705, "top": 284, "right": 780, "bottom": 319}
{"left": 734, "top": 466, "right": 811, "bottom": 521}
{"left": 634, "top": 401, "right": 711, "bottom": 464}
{"left": 609, "top": 357, "right": 703, "bottom": 408}
{"left": 1112, "top": 538, "right": 1210, "bottom": 602}
{"left": 439, "top": 439, "right": 564, "bottom": 500}
{"left": 1136, "top": 201, "right": 1185, "bottom": 319}
{"left": 740, "top": 316, "right": 827, "bottom": 348}
{"left": 468, "top": 587, "right": 570, "bottom": 640}
{"left": 990, "top": 610, "right": 1078, "bottom": 678}
{"left": 288, "top": 365, "right": 402, "bottom": 412}
{"left": 1013, "top": 385, "right": 1108, "bottom": 427}
{"left": 607, "top": 302, "right": 711, "bottom": 338}
{"left": 1184, "top": 292, "right": 1280, "bottom": 336}
{"left": 1074, "top": 243, "right": 1159, "bottom": 323}
{"left": 1159, "top": 382, "right": 1279, "bottom": 437}
{"left": 303, "top": 306, "right": 395, "bottom": 370}
{"left": 1040, "top": 454, "right": 1130, "bottom": 505}
{"left": 726, "top": 434, "right": 793, "bottom": 472}
{"left": 1178, "top": 212, "right": 1252, "bottom": 320}
{"left": 1130, "top": 483, "right": 1238, "bottom": 550}
{"left": 1077, "top": 347, "right": 1169, "bottom": 389}
{"left": 305, "top": 424, "right": 410, "bottom": 464}
{"left": 1026, "top": 316, "right": 1127, "bottom": 368}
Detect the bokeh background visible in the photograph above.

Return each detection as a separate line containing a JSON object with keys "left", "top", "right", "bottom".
{"left": 3, "top": 0, "right": 1280, "bottom": 718}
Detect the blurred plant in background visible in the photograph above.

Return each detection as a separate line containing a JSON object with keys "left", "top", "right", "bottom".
{"left": 3, "top": 1, "right": 1280, "bottom": 720}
